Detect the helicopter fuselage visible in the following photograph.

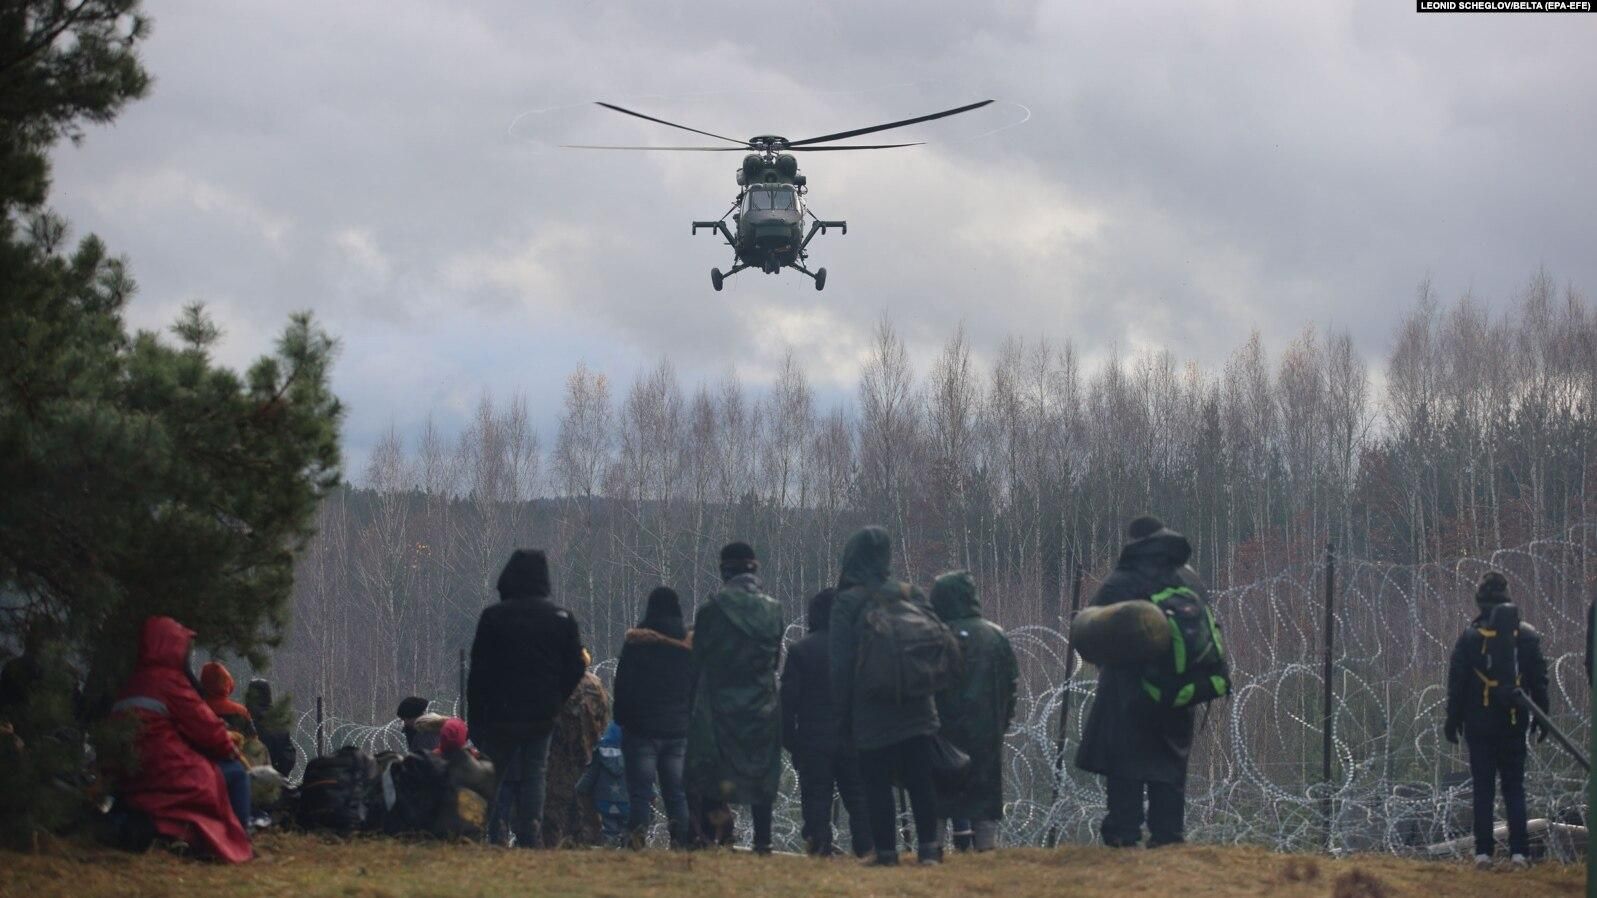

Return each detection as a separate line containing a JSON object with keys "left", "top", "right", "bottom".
{"left": 692, "top": 151, "right": 845, "bottom": 290}
{"left": 733, "top": 182, "right": 805, "bottom": 272}
{"left": 577, "top": 98, "right": 994, "bottom": 290}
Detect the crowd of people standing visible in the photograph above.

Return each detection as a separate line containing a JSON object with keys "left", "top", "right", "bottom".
{"left": 84, "top": 516, "right": 1557, "bottom": 869}
{"left": 465, "top": 530, "right": 1022, "bottom": 864}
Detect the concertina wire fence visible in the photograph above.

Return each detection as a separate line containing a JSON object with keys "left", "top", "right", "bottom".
{"left": 285, "top": 526, "right": 1595, "bottom": 858}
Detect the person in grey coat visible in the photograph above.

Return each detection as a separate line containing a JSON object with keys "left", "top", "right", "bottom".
{"left": 828, "top": 526, "right": 942, "bottom": 866}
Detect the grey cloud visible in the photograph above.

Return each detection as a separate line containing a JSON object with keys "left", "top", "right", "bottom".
{"left": 46, "top": 0, "right": 1597, "bottom": 468}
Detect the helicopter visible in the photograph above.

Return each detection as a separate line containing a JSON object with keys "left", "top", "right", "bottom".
{"left": 565, "top": 99, "right": 994, "bottom": 291}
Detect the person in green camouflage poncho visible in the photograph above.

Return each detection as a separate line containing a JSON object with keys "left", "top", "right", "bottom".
{"left": 930, "top": 570, "right": 1018, "bottom": 852}
{"left": 685, "top": 542, "right": 785, "bottom": 854}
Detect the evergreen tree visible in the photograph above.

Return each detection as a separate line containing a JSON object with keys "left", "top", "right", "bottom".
{"left": 0, "top": 1, "right": 343, "bottom": 843}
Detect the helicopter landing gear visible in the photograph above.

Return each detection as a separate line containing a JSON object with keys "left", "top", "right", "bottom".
{"left": 789, "top": 261, "right": 827, "bottom": 291}
{"left": 711, "top": 262, "right": 748, "bottom": 291}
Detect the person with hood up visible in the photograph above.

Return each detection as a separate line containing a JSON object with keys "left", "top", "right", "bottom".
{"left": 244, "top": 678, "right": 297, "bottom": 778}
{"left": 1075, "top": 516, "right": 1205, "bottom": 848}
{"left": 542, "top": 649, "right": 609, "bottom": 847}
{"left": 829, "top": 526, "right": 944, "bottom": 866}
{"left": 197, "top": 660, "right": 260, "bottom": 827}
{"left": 780, "top": 587, "right": 873, "bottom": 857}
{"left": 612, "top": 586, "right": 694, "bottom": 847}
{"left": 199, "top": 661, "right": 253, "bottom": 737}
{"left": 1444, "top": 572, "right": 1550, "bottom": 869}
{"left": 685, "top": 542, "right": 785, "bottom": 855}
{"left": 930, "top": 570, "right": 1019, "bottom": 853}
{"left": 111, "top": 617, "right": 252, "bottom": 863}
{"left": 577, "top": 721, "right": 630, "bottom": 845}
{"left": 467, "top": 549, "right": 587, "bottom": 848}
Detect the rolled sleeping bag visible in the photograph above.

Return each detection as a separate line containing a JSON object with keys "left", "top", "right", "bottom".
{"left": 1070, "top": 600, "right": 1170, "bottom": 667}
{"left": 249, "top": 764, "right": 287, "bottom": 809}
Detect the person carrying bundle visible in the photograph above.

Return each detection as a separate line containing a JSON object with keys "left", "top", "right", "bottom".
{"left": 1074, "top": 516, "right": 1226, "bottom": 849}
{"left": 1444, "top": 572, "right": 1549, "bottom": 869}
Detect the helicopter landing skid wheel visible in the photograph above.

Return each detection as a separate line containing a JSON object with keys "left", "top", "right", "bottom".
{"left": 711, "top": 268, "right": 724, "bottom": 291}
{"left": 814, "top": 267, "right": 827, "bottom": 291}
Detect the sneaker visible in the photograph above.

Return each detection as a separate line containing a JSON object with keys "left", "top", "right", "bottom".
{"left": 916, "top": 842, "right": 944, "bottom": 866}
{"left": 864, "top": 850, "right": 900, "bottom": 867}
{"left": 1510, "top": 854, "right": 1529, "bottom": 869}
{"left": 1474, "top": 854, "right": 1492, "bottom": 869}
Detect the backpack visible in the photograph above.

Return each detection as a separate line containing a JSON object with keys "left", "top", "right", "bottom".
{"left": 856, "top": 582, "right": 963, "bottom": 703}
{"left": 1471, "top": 603, "right": 1524, "bottom": 723}
{"left": 296, "top": 746, "right": 379, "bottom": 833}
{"left": 383, "top": 751, "right": 452, "bottom": 837}
{"left": 1139, "top": 584, "right": 1230, "bottom": 709}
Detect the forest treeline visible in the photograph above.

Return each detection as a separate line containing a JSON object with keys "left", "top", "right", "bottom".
{"left": 277, "top": 272, "right": 1597, "bottom": 723}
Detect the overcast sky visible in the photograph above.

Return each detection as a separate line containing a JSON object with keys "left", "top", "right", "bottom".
{"left": 47, "top": 1, "right": 1597, "bottom": 472}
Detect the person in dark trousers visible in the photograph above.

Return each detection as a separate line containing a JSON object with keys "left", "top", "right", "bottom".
{"left": 781, "top": 587, "right": 874, "bottom": 857}
{"left": 829, "top": 526, "right": 943, "bottom": 866}
{"left": 467, "top": 549, "right": 587, "bottom": 848}
{"left": 612, "top": 586, "right": 695, "bottom": 847}
{"left": 685, "top": 542, "right": 784, "bottom": 855}
{"left": 1075, "top": 516, "right": 1202, "bottom": 848}
{"left": 244, "top": 679, "right": 298, "bottom": 778}
{"left": 1445, "top": 571, "right": 1550, "bottom": 869}
{"left": 930, "top": 570, "right": 1019, "bottom": 852}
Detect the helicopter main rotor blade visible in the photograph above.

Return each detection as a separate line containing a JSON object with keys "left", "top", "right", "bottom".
{"left": 594, "top": 102, "right": 749, "bottom": 147}
{"left": 786, "top": 99, "right": 994, "bottom": 147}
{"left": 788, "top": 142, "right": 923, "bottom": 151}
{"left": 561, "top": 144, "right": 746, "bottom": 151}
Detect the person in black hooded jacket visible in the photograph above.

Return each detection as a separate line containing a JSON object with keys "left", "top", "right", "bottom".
{"left": 1074, "top": 516, "right": 1203, "bottom": 848}
{"left": 780, "top": 588, "right": 873, "bottom": 857}
{"left": 468, "top": 549, "right": 586, "bottom": 848}
{"left": 1444, "top": 572, "right": 1549, "bottom": 867}
{"left": 611, "top": 586, "right": 694, "bottom": 846}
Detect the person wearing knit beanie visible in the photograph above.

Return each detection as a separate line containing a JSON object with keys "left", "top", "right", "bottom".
{"left": 719, "top": 541, "right": 759, "bottom": 578}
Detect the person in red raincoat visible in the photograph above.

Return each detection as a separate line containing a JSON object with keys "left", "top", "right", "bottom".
{"left": 112, "top": 617, "right": 253, "bottom": 863}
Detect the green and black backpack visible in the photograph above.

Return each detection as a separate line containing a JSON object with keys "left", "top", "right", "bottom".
{"left": 1139, "top": 583, "right": 1230, "bottom": 709}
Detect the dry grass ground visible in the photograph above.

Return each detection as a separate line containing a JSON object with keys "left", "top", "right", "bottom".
{"left": 0, "top": 833, "right": 1585, "bottom": 898}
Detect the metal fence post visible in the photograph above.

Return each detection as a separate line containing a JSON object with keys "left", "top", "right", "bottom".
{"left": 1322, "top": 542, "right": 1336, "bottom": 852}
{"left": 1046, "top": 559, "right": 1085, "bottom": 848}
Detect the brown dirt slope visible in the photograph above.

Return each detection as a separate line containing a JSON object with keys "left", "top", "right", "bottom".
{"left": 0, "top": 834, "right": 1584, "bottom": 898}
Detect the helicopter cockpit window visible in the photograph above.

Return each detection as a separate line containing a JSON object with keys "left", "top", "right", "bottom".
{"left": 748, "top": 187, "right": 796, "bottom": 211}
